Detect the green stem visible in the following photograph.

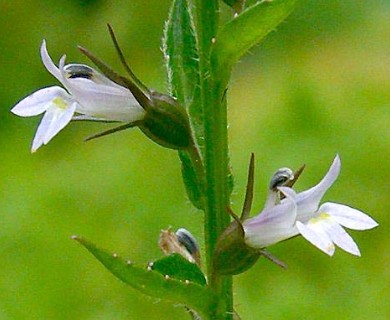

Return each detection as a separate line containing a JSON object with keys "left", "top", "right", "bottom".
{"left": 195, "top": 1, "right": 233, "bottom": 319}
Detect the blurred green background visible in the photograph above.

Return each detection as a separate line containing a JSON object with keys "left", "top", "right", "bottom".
{"left": 1, "top": 0, "right": 389, "bottom": 319}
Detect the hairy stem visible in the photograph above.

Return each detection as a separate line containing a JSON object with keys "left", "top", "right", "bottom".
{"left": 195, "top": 1, "right": 233, "bottom": 318}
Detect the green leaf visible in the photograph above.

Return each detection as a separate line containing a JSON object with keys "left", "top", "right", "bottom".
{"left": 222, "top": 0, "right": 246, "bottom": 13}
{"left": 163, "top": 0, "right": 206, "bottom": 210}
{"left": 151, "top": 253, "right": 206, "bottom": 286}
{"left": 163, "top": 0, "right": 202, "bottom": 137}
{"left": 73, "top": 236, "right": 219, "bottom": 318}
{"left": 211, "top": 0, "right": 298, "bottom": 89}
{"left": 179, "top": 151, "right": 205, "bottom": 209}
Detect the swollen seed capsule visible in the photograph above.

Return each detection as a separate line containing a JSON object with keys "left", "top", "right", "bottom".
{"left": 139, "top": 91, "right": 192, "bottom": 150}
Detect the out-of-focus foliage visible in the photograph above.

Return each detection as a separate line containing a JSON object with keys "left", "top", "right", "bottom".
{"left": 0, "top": 0, "right": 389, "bottom": 319}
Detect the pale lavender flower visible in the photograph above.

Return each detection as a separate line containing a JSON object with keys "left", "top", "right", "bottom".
{"left": 243, "top": 155, "right": 378, "bottom": 256}
{"left": 11, "top": 40, "right": 145, "bottom": 152}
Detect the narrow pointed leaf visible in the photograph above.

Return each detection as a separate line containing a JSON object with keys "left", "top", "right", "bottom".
{"left": 74, "top": 236, "right": 218, "bottom": 317}
{"left": 163, "top": 0, "right": 200, "bottom": 116}
{"left": 163, "top": 0, "right": 206, "bottom": 209}
{"left": 151, "top": 254, "right": 206, "bottom": 286}
{"left": 211, "top": 0, "right": 298, "bottom": 88}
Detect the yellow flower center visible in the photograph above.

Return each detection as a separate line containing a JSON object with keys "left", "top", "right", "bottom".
{"left": 52, "top": 97, "right": 68, "bottom": 110}
{"left": 310, "top": 212, "right": 330, "bottom": 224}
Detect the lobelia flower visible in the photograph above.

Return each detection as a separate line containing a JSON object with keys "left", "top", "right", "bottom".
{"left": 243, "top": 155, "right": 378, "bottom": 256}
{"left": 11, "top": 40, "right": 145, "bottom": 152}
{"left": 242, "top": 173, "right": 298, "bottom": 249}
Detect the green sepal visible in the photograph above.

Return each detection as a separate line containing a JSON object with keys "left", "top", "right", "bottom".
{"left": 78, "top": 45, "right": 150, "bottom": 109}
{"left": 73, "top": 236, "right": 219, "bottom": 317}
{"left": 151, "top": 253, "right": 206, "bottom": 286}
{"left": 211, "top": 0, "right": 298, "bottom": 89}
{"left": 212, "top": 221, "right": 260, "bottom": 275}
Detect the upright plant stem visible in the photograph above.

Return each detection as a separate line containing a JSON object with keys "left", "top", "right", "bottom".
{"left": 195, "top": 1, "right": 233, "bottom": 318}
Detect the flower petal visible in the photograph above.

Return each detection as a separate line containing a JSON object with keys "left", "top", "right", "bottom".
{"left": 245, "top": 195, "right": 296, "bottom": 229}
{"left": 295, "top": 155, "right": 341, "bottom": 221}
{"left": 322, "top": 219, "right": 361, "bottom": 256}
{"left": 44, "top": 102, "right": 77, "bottom": 144}
{"left": 278, "top": 186, "right": 297, "bottom": 199}
{"left": 296, "top": 220, "right": 335, "bottom": 256}
{"left": 319, "top": 202, "right": 378, "bottom": 230}
{"left": 243, "top": 196, "right": 298, "bottom": 248}
{"left": 59, "top": 60, "right": 145, "bottom": 122}
{"left": 244, "top": 226, "right": 299, "bottom": 249}
{"left": 11, "top": 86, "right": 70, "bottom": 117}
{"left": 31, "top": 100, "right": 77, "bottom": 152}
{"left": 40, "top": 40, "right": 63, "bottom": 83}
{"left": 69, "top": 79, "right": 144, "bottom": 121}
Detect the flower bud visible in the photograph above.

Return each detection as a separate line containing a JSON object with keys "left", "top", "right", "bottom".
{"left": 159, "top": 227, "right": 200, "bottom": 265}
{"left": 176, "top": 228, "right": 200, "bottom": 262}
{"left": 139, "top": 91, "right": 192, "bottom": 150}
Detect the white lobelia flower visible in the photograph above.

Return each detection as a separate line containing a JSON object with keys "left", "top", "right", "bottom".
{"left": 281, "top": 155, "right": 378, "bottom": 256}
{"left": 11, "top": 40, "right": 145, "bottom": 152}
{"left": 243, "top": 155, "right": 379, "bottom": 256}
